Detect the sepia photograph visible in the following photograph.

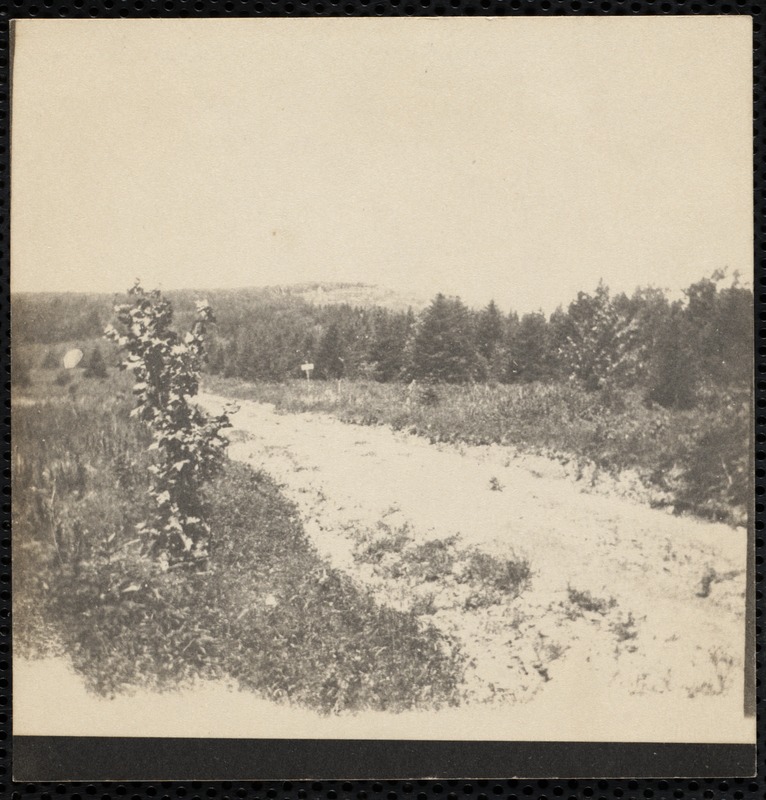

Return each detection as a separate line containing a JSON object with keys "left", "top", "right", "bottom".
{"left": 9, "top": 17, "right": 756, "bottom": 779}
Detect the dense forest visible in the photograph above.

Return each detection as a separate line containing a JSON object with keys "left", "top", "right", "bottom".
{"left": 12, "top": 271, "right": 752, "bottom": 409}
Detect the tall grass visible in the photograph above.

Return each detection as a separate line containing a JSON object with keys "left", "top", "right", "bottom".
{"left": 206, "top": 377, "right": 750, "bottom": 526}
{"left": 14, "top": 370, "right": 465, "bottom": 712}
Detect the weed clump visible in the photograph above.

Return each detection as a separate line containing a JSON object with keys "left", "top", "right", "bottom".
{"left": 566, "top": 586, "right": 617, "bottom": 617}
{"left": 459, "top": 550, "right": 532, "bottom": 599}
{"left": 353, "top": 525, "right": 532, "bottom": 612}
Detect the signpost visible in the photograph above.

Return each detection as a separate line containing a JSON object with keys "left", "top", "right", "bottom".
{"left": 301, "top": 362, "right": 314, "bottom": 382}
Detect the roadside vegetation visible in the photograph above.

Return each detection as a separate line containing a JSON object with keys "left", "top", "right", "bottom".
{"left": 13, "top": 310, "right": 465, "bottom": 712}
{"left": 206, "top": 376, "right": 749, "bottom": 527}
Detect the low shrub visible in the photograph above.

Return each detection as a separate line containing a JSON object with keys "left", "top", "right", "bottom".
{"left": 566, "top": 586, "right": 617, "bottom": 616}
{"left": 458, "top": 550, "right": 532, "bottom": 599}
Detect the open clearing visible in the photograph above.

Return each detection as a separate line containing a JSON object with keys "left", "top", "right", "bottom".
{"left": 190, "top": 391, "right": 749, "bottom": 740}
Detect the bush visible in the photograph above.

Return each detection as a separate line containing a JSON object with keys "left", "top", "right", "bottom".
{"left": 458, "top": 550, "right": 532, "bottom": 599}
{"left": 105, "top": 283, "right": 231, "bottom": 564}
{"left": 672, "top": 389, "right": 750, "bottom": 521}
{"left": 417, "top": 383, "right": 440, "bottom": 407}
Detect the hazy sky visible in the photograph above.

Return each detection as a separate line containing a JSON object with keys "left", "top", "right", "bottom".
{"left": 11, "top": 18, "right": 752, "bottom": 313}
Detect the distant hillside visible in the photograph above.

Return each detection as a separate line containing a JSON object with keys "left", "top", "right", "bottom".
{"left": 11, "top": 283, "right": 427, "bottom": 345}
{"left": 259, "top": 282, "right": 428, "bottom": 313}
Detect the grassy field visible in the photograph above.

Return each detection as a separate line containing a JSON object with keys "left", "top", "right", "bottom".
{"left": 13, "top": 369, "right": 465, "bottom": 712}
{"left": 205, "top": 376, "right": 750, "bottom": 526}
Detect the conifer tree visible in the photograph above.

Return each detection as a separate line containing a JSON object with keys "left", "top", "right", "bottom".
{"left": 645, "top": 305, "right": 698, "bottom": 409}
{"left": 476, "top": 300, "right": 506, "bottom": 380}
{"left": 508, "top": 311, "right": 551, "bottom": 383}
{"left": 84, "top": 345, "right": 108, "bottom": 379}
{"left": 410, "top": 294, "right": 480, "bottom": 383}
{"left": 367, "top": 309, "right": 414, "bottom": 381}
{"left": 317, "top": 322, "right": 346, "bottom": 379}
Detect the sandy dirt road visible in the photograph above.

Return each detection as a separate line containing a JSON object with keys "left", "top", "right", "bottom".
{"left": 197, "top": 392, "right": 750, "bottom": 740}
{"left": 14, "top": 394, "right": 753, "bottom": 743}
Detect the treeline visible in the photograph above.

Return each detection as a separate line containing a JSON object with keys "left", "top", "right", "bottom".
{"left": 13, "top": 272, "right": 752, "bottom": 409}
{"left": 206, "top": 272, "right": 750, "bottom": 409}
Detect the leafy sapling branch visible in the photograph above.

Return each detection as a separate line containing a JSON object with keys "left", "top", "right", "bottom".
{"left": 105, "top": 281, "right": 231, "bottom": 566}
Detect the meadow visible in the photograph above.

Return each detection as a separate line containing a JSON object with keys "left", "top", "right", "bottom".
{"left": 205, "top": 376, "right": 750, "bottom": 527}
{"left": 13, "top": 369, "right": 465, "bottom": 712}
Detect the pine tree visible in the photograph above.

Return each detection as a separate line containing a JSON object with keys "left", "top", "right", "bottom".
{"left": 476, "top": 300, "right": 506, "bottom": 380}
{"left": 367, "top": 309, "right": 414, "bottom": 382}
{"left": 508, "top": 312, "right": 551, "bottom": 383}
{"left": 645, "top": 306, "right": 697, "bottom": 409}
{"left": 317, "top": 322, "right": 345, "bottom": 379}
{"left": 683, "top": 272, "right": 752, "bottom": 388}
{"left": 84, "top": 345, "right": 108, "bottom": 379}
{"left": 409, "top": 294, "right": 480, "bottom": 383}
{"left": 546, "top": 306, "right": 571, "bottom": 382}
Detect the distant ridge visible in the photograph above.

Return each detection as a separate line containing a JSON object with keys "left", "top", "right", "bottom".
{"left": 267, "top": 282, "right": 428, "bottom": 313}
{"left": 12, "top": 282, "right": 431, "bottom": 313}
{"left": 170, "top": 282, "right": 429, "bottom": 312}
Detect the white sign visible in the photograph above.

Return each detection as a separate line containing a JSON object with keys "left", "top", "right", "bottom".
{"left": 300, "top": 363, "right": 314, "bottom": 372}
{"left": 63, "top": 348, "right": 83, "bottom": 369}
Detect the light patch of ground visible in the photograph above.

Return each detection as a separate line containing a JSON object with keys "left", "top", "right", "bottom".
{"left": 201, "top": 394, "right": 749, "bottom": 721}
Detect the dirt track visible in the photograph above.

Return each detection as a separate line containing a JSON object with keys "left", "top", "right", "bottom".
{"left": 14, "top": 393, "right": 753, "bottom": 742}
{"left": 202, "top": 392, "right": 749, "bottom": 724}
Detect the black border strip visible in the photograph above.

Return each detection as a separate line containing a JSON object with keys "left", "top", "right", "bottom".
{"left": 12, "top": 738, "right": 757, "bottom": 782}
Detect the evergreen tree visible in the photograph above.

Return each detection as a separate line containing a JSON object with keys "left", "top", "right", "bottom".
{"left": 84, "top": 345, "right": 108, "bottom": 379}
{"left": 367, "top": 308, "right": 414, "bottom": 382}
{"left": 317, "top": 322, "right": 346, "bottom": 379}
{"left": 645, "top": 305, "right": 698, "bottom": 409}
{"left": 409, "top": 294, "right": 481, "bottom": 383}
{"left": 299, "top": 332, "right": 317, "bottom": 378}
{"left": 546, "top": 306, "right": 572, "bottom": 382}
{"left": 508, "top": 312, "right": 551, "bottom": 383}
{"left": 620, "top": 286, "right": 672, "bottom": 388}
{"left": 476, "top": 300, "right": 506, "bottom": 380}
{"left": 500, "top": 310, "right": 521, "bottom": 382}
